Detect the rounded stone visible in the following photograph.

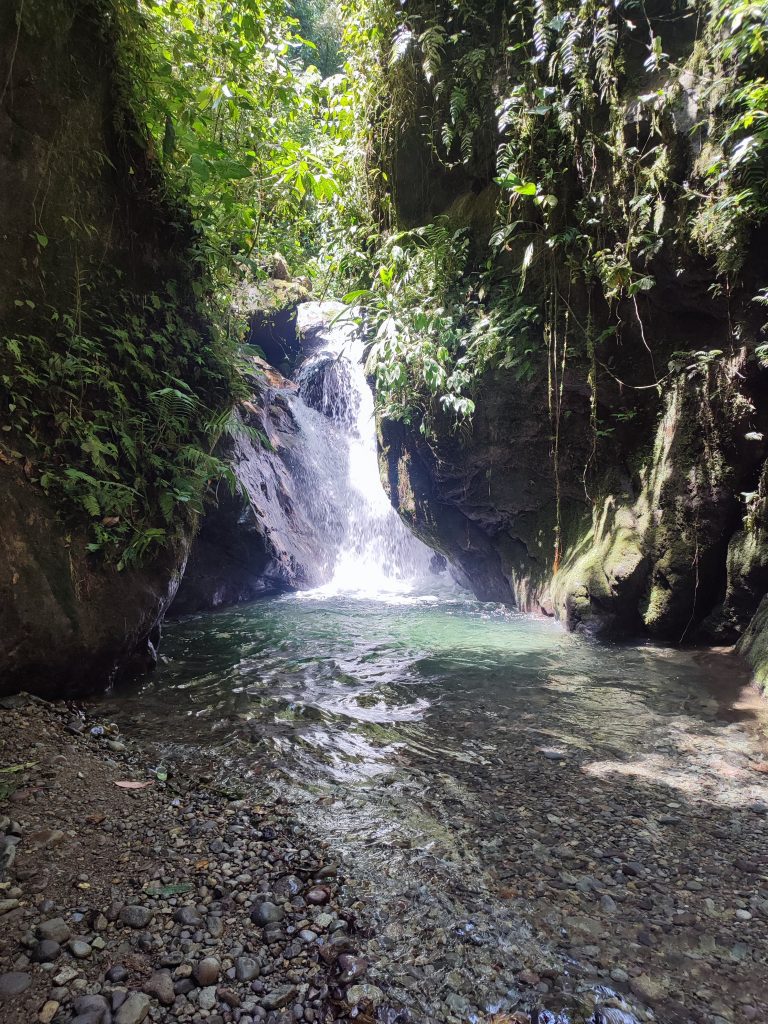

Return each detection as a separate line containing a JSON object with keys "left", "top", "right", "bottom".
{"left": 143, "top": 970, "right": 175, "bottom": 1006}
{"left": 272, "top": 875, "right": 302, "bottom": 899}
{"left": 31, "top": 939, "right": 61, "bottom": 962}
{"left": 0, "top": 972, "right": 31, "bottom": 997}
{"left": 198, "top": 986, "right": 217, "bottom": 1011}
{"left": 38, "top": 918, "right": 71, "bottom": 944}
{"left": 119, "top": 905, "right": 152, "bottom": 929}
{"left": 235, "top": 957, "right": 260, "bottom": 982}
{"left": 72, "top": 995, "right": 110, "bottom": 1016}
{"left": 305, "top": 888, "right": 329, "bottom": 906}
{"left": 217, "top": 987, "right": 241, "bottom": 1008}
{"left": 173, "top": 906, "right": 203, "bottom": 927}
{"left": 68, "top": 940, "right": 92, "bottom": 959}
{"left": 114, "top": 991, "right": 151, "bottom": 1024}
{"left": 336, "top": 954, "right": 367, "bottom": 983}
{"left": 250, "top": 902, "right": 284, "bottom": 926}
{"left": 194, "top": 957, "right": 221, "bottom": 987}
{"left": 38, "top": 1000, "right": 60, "bottom": 1024}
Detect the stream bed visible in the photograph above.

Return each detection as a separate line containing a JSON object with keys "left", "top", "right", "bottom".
{"left": 98, "top": 585, "right": 768, "bottom": 1024}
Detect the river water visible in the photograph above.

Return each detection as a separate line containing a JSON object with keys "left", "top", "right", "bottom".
{"left": 98, "top": 309, "right": 768, "bottom": 1023}
{"left": 100, "top": 588, "right": 768, "bottom": 1023}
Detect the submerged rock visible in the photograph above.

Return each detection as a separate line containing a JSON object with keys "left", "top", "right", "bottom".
{"left": 346, "top": 983, "right": 384, "bottom": 1008}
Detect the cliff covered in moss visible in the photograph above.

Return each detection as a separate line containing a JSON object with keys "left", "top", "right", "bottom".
{"left": 358, "top": 0, "right": 768, "bottom": 663}
{"left": 0, "top": 0, "right": 236, "bottom": 694}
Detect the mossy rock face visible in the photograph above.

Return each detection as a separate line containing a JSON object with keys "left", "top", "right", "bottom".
{"left": 367, "top": 0, "right": 768, "bottom": 662}
{"left": 737, "top": 596, "right": 768, "bottom": 694}
{"left": 703, "top": 529, "right": 768, "bottom": 643}
{"left": 381, "top": 349, "right": 767, "bottom": 643}
{"left": 552, "top": 522, "right": 649, "bottom": 636}
{"left": 0, "top": 463, "right": 187, "bottom": 698}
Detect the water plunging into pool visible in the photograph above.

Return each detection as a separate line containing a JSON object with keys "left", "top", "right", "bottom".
{"left": 99, "top": 312, "right": 768, "bottom": 1024}
{"left": 288, "top": 312, "right": 438, "bottom": 599}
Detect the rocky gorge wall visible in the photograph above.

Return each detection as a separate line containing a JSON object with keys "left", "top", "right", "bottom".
{"left": 173, "top": 299, "right": 364, "bottom": 615}
{"left": 0, "top": 0, "right": 356, "bottom": 697}
{"left": 0, "top": 1, "right": 298, "bottom": 696}
{"left": 0, "top": 0, "right": 197, "bottom": 695}
{"left": 370, "top": 0, "right": 768, "bottom": 679}
{"left": 171, "top": 351, "right": 325, "bottom": 616}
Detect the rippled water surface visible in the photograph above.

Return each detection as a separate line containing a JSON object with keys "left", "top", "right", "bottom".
{"left": 99, "top": 586, "right": 768, "bottom": 1024}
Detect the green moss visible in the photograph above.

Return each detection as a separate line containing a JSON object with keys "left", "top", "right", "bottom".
{"left": 737, "top": 596, "right": 768, "bottom": 693}
{"left": 552, "top": 503, "right": 647, "bottom": 632}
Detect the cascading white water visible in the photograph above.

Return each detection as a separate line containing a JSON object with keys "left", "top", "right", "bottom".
{"left": 287, "top": 306, "right": 438, "bottom": 598}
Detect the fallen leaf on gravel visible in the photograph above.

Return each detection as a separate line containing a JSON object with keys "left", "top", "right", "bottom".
{"left": 114, "top": 780, "right": 153, "bottom": 789}
{"left": 0, "top": 761, "right": 37, "bottom": 773}
{"left": 753, "top": 762, "right": 768, "bottom": 774}
{"left": 144, "top": 882, "right": 194, "bottom": 897}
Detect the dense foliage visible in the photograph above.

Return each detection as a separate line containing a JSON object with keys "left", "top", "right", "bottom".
{"left": 114, "top": 0, "right": 354, "bottom": 280}
{"left": 4, "top": 285, "right": 238, "bottom": 568}
{"left": 337, "top": 0, "right": 768, "bottom": 434}
{"left": 1, "top": 0, "right": 354, "bottom": 564}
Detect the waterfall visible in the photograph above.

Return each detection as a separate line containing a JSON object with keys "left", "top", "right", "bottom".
{"left": 285, "top": 303, "right": 438, "bottom": 598}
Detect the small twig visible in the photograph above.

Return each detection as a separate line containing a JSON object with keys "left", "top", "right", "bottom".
{"left": 632, "top": 294, "right": 658, "bottom": 381}
{"left": 0, "top": 0, "right": 24, "bottom": 109}
{"left": 596, "top": 359, "right": 674, "bottom": 391}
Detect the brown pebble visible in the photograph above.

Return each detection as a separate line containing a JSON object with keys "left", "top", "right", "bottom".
{"left": 306, "top": 886, "right": 330, "bottom": 905}
{"left": 38, "top": 1001, "right": 59, "bottom": 1024}
{"left": 217, "top": 987, "right": 241, "bottom": 1008}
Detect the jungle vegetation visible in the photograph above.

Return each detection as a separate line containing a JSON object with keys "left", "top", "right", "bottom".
{"left": 2, "top": 0, "right": 767, "bottom": 563}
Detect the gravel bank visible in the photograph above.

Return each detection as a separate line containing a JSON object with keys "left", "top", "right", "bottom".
{"left": 0, "top": 695, "right": 381, "bottom": 1024}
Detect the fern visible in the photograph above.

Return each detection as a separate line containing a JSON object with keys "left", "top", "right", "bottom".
{"left": 449, "top": 85, "right": 468, "bottom": 123}
{"left": 149, "top": 387, "right": 200, "bottom": 419}
{"left": 82, "top": 493, "right": 101, "bottom": 518}
{"left": 532, "top": 0, "right": 551, "bottom": 63}
{"left": 419, "top": 25, "right": 446, "bottom": 84}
